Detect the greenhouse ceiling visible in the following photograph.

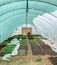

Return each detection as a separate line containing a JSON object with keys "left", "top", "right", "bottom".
{"left": 0, "top": 0, "right": 57, "bottom": 42}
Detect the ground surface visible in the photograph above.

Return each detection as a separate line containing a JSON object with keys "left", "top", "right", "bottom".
{"left": 0, "top": 55, "right": 57, "bottom": 65}
{"left": 0, "top": 38, "right": 57, "bottom": 65}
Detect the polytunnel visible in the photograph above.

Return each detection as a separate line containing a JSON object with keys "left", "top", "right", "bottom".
{"left": 0, "top": 0, "right": 57, "bottom": 64}
{"left": 0, "top": 0, "right": 57, "bottom": 42}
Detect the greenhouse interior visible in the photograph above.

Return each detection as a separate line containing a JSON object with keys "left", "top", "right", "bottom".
{"left": 0, "top": 0, "right": 57, "bottom": 65}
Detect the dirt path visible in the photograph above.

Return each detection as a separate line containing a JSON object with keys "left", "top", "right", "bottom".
{"left": 0, "top": 55, "right": 54, "bottom": 65}
{"left": 0, "top": 37, "right": 57, "bottom": 65}
{"left": 26, "top": 37, "right": 32, "bottom": 56}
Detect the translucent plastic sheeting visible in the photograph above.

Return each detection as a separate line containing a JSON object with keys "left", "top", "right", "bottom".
{"left": 0, "top": 1, "right": 57, "bottom": 16}
{"left": 51, "top": 10, "right": 57, "bottom": 17}
{"left": 37, "top": 16, "right": 57, "bottom": 42}
{"left": 33, "top": 20, "right": 47, "bottom": 38}
{"left": 37, "top": 15, "right": 57, "bottom": 35}
{"left": 43, "top": 13, "right": 57, "bottom": 25}
{"left": 33, "top": 18, "right": 53, "bottom": 42}
{"left": 42, "top": 13, "right": 57, "bottom": 37}
{"left": 0, "top": 9, "right": 41, "bottom": 23}
{"left": 38, "top": 15, "right": 57, "bottom": 30}
{"left": 33, "top": 11, "right": 57, "bottom": 43}
{"left": 39, "top": 19, "right": 55, "bottom": 42}
{"left": 0, "top": 15, "right": 37, "bottom": 42}
{"left": 33, "top": 18, "right": 49, "bottom": 38}
{"left": 0, "top": 17, "right": 34, "bottom": 42}
{"left": 33, "top": 21, "right": 52, "bottom": 42}
{"left": 0, "top": 0, "right": 57, "bottom": 43}
{"left": 0, "top": 14, "right": 37, "bottom": 27}
{"left": 0, "top": 14, "right": 35, "bottom": 27}
{"left": 0, "top": 0, "right": 57, "bottom": 6}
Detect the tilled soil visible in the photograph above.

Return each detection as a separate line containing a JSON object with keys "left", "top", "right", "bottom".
{"left": 49, "top": 57, "right": 57, "bottom": 65}
{"left": 40, "top": 44, "right": 57, "bottom": 55}
{"left": 31, "top": 44, "right": 44, "bottom": 55}
{"left": 31, "top": 44, "right": 57, "bottom": 55}
{"left": 0, "top": 44, "right": 6, "bottom": 50}
{"left": 18, "top": 44, "right": 28, "bottom": 55}
{"left": 0, "top": 39, "right": 57, "bottom": 65}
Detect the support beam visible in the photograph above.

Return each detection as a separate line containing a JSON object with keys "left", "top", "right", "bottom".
{"left": 26, "top": 0, "right": 29, "bottom": 28}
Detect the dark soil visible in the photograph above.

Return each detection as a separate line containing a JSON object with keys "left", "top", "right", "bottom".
{"left": 0, "top": 44, "right": 6, "bottom": 50}
{"left": 18, "top": 44, "right": 28, "bottom": 56}
{"left": 40, "top": 44, "right": 57, "bottom": 55}
{"left": 49, "top": 57, "right": 57, "bottom": 65}
{"left": 31, "top": 43, "right": 57, "bottom": 55}
{"left": 27, "top": 32, "right": 34, "bottom": 39}
{"left": 31, "top": 44, "right": 44, "bottom": 55}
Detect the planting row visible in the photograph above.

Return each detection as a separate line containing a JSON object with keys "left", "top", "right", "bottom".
{"left": 31, "top": 44, "right": 57, "bottom": 55}
{"left": 1, "top": 34, "right": 41, "bottom": 45}
{"left": 0, "top": 44, "right": 16, "bottom": 56}
{"left": 0, "top": 44, "right": 57, "bottom": 56}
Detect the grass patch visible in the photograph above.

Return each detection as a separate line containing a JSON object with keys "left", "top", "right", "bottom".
{"left": 29, "top": 39, "right": 35, "bottom": 44}
{"left": 36, "top": 39, "right": 44, "bottom": 44}
{"left": 35, "top": 58, "right": 42, "bottom": 62}
{"left": 20, "top": 39, "right": 27, "bottom": 44}
{"left": 32, "top": 34, "right": 42, "bottom": 38}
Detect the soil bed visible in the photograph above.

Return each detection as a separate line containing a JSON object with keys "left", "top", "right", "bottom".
{"left": 49, "top": 57, "right": 57, "bottom": 65}
{"left": 31, "top": 44, "right": 44, "bottom": 55}
{"left": 18, "top": 44, "right": 28, "bottom": 56}
{"left": 40, "top": 44, "right": 57, "bottom": 55}
{"left": 0, "top": 44, "right": 6, "bottom": 50}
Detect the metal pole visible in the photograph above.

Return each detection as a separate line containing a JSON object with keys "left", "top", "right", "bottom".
{"left": 26, "top": 0, "right": 28, "bottom": 28}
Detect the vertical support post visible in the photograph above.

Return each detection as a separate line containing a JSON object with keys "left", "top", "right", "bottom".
{"left": 26, "top": 0, "right": 29, "bottom": 34}
{"left": 26, "top": 0, "right": 28, "bottom": 27}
